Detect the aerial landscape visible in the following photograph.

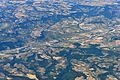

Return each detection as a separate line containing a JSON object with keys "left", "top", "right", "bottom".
{"left": 0, "top": 0, "right": 120, "bottom": 80}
